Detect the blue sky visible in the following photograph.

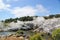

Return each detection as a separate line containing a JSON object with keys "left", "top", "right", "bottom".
{"left": 0, "top": 0, "right": 60, "bottom": 20}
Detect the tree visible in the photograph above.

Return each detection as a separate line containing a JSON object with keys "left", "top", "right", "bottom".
{"left": 49, "top": 15, "right": 55, "bottom": 18}
{"left": 55, "top": 14, "right": 60, "bottom": 18}
{"left": 4, "top": 18, "right": 13, "bottom": 23}
{"left": 18, "top": 16, "right": 33, "bottom": 21}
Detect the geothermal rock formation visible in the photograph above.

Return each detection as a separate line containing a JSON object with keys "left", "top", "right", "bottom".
{"left": 0, "top": 17, "right": 60, "bottom": 33}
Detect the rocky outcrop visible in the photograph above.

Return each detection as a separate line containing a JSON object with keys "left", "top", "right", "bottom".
{"left": 1, "top": 17, "right": 60, "bottom": 34}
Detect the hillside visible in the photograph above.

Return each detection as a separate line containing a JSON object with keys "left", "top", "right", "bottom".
{"left": 0, "top": 14, "right": 60, "bottom": 40}
{"left": 0, "top": 14, "right": 60, "bottom": 32}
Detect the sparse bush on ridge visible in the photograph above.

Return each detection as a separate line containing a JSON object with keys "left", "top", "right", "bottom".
{"left": 4, "top": 16, "right": 34, "bottom": 23}
{"left": 44, "top": 14, "right": 60, "bottom": 19}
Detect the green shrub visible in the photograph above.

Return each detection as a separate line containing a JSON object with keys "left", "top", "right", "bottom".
{"left": 30, "top": 33, "right": 43, "bottom": 40}
{"left": 52, "top": 28, "right": 60, "bottom": 40}
{"left": 16, "top": 30, "right": 24, "bottom": 34}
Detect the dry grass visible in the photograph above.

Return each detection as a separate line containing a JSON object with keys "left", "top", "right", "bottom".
{"left": 0, "top": 36, "right": 24, "bottom": 40}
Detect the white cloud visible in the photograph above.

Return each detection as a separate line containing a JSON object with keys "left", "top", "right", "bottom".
{"left": 0, "top": 0, "right": 5, "bottom": 10}
{"left": 0, "top": 0, "right": 50, "bottom": 17}
{"left": 6, "top": 4, "right": 11, "bottom": 8}
{"left": 0, "top": 0, "right": 11, "bottom": 10}
{"left": 36, "top": 5, "right": 50, "bottom": 13}
{"left": 11, "top": 6, "right": 37, "bottom": 17}
{"left": 11, "top": 5, "right": 49, "bottom": 17}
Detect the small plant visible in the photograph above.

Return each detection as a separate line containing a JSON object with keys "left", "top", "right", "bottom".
{"left": 52, "top": 28, "right": 60, "bottom": 40}
{"left": 16, "top": 30, "right": 24, "bottom": 34}
{"left": 30, "top": 33, "right": 43, "bottom": 40}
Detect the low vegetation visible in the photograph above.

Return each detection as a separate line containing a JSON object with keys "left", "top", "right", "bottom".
{"left": 30, "top": 33, "right": 43, "bottom": 40}
{"left": 4, "top": 16, "right": 34, "bottom": 23}
{"left": 44, "top": 14, "right": 60, "bottom": 19}
{"left": 52, "top": 28, "right": 60, "bottom": 40}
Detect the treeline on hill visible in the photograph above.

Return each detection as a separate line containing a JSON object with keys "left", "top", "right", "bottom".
{"left": 4, "top": 16, "right": 38, "bottom": 23}
{"left": 3, "top": 14, "right": 60, "bottom": 23}
{"left": 44, "top": 14, "right": 60, "bottom": 19}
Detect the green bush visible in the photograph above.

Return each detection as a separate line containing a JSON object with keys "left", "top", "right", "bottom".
{"left": 16, "top": 30, "right": 24, "bottom": 34}
{"left": 52, "top": 28, "right": 60, "bottom": 40}
{"left": 30, "top": 33, "right": 43, "bottom": 40}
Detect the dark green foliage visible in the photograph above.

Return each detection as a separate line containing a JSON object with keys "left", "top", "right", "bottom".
{"left": 18, "top": 16, "right": 33, "bottom": 21}
{"left": 4, "top": 16, "right": 33, "bottom": 23}
{"left": 44, "top": 14, "right": 60, "bottom": 19}
{"left": 49, "top": 15, "right": 55, "bottom": 18}
{"left": 44, "top": 16, "right": 48, "bottom": 19}
{"left": 16, "top": 30, "right": 24, "bottom": 34}
{"left": 4, "top": 18, "right": 13, "bottom": 23}
{"left": 55, "top": 14, "right": 60, "bottom": 18}
{"left": 54, "top": 34, "right": 60, "bottom": 40}
{"left": 44, "top": 15, "right": 55, "bottom": 19}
